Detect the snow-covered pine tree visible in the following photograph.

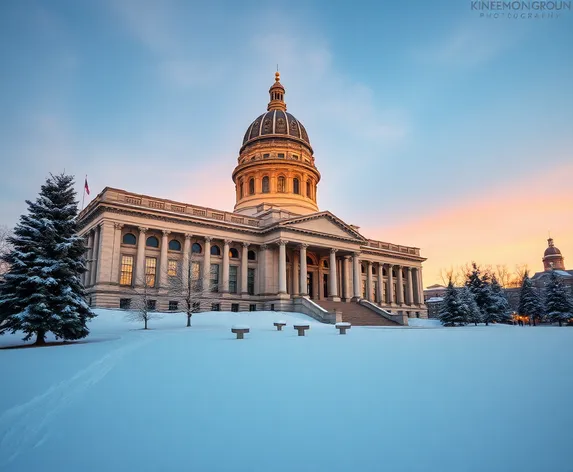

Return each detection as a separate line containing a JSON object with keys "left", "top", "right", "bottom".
{"left": 0, "top": 173, "right": 95, "bottom": 345}
{"left": 438, "top": 281, "right": 467, "bottom": 326}
{"left": 490, "top": 276, "right": 512, "bottom": 323}
{"left": 465, "top": 263, "right": 498, "bottom": 325}
{"left": 518, "top": 270, "right": 544, "bottom": 326}
{"left": 544, "top": 270, "right": 573, "bottom": 327}
{"left": 459, "top": 285, "right": 481, "bottom": 325}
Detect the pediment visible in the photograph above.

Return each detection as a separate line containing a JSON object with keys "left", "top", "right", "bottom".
{"left": 279, "top": 212, "right": 366, "bottom": 241}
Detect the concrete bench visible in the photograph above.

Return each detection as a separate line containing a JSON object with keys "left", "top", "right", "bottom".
{"left": 335, "top": 322, "right": 351, "bottom": 335}
{"left": 231, "top": 325, "right": 250, "bottom": 340}
{"left": 293, "top": 324, "right": 310, "bottom": 336}
{"left": 273, "top": 321, "right": 287, "bottom": 331}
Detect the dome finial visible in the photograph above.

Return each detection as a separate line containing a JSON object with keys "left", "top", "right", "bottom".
{"left": 267, "top": 70, "right": 286, "bottom": 111}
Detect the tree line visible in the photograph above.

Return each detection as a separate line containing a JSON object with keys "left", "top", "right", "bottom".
{"left": 439, "top": 263, "right": 573, "bottom": 327}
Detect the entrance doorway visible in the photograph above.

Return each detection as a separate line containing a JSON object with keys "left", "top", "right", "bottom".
{"left": 323, "top": 274, "right": 328, "bottom": 299}
{"left": 307, "top": 272, "right": 314, "bottom": 299}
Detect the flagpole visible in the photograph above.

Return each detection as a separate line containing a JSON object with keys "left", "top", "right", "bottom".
{"left": 81, "top": 174, "right": 87, "bottom": 211}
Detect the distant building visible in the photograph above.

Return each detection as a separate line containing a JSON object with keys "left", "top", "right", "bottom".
{"left": 424, "top": 284, "right": 447, "bottom": 302}
{"left": 531, "top": 238, "right": 573, "bottom": 291}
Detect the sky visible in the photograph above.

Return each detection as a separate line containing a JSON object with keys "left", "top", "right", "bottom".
{"left": 0, "top": 0, "right": 572, "bottom": 286}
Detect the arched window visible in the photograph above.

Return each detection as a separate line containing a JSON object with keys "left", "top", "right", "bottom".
{"left": 211, "top": 245, "right": 221, "bottom": 256}
{"left": 322, "top": 260, "right": 329, "bottom": 268}
{"left": 146, "top": 236, "right": 159, "bottom": 248}
{"left": 239, "top": 182, "right": 244, "bottom": 198}
{"left": 122, "top": 233, "right": 136, "bottom": 245}
{"left": 230, "top": 248, "right": 239, "bottom": 259}
{"left": 262, "top": 176, "right": 270, "bottom": 193}
{"left": 168, "top": 239, "right": 181, "bottom": 251}
{"left": 277, "top": 176, "right": 286, "bottom": 193}
{"left": 306, "top": 256, "right": 314, "bottom": 266}
{"left": 372, "top": 266, "right": 376, "bottom": 275}
{"left": 293, "top": 178, "right": 300, "bottom": 195}
{"left": 249, "top": 178, "right": 255, "bottom": 195}
{"left": 306, "top": 180, "right": 311, "bottom": 198}
{"left": 248, "top": 250, "right": 256, "bottom": 261}
{"left": 191, "top": 243, "right": 202, "bottom": 254}
{"left": 361, "top": 264, "right": 365, "bottom": 274}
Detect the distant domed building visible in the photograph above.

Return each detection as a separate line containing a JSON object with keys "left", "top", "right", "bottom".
{"left": 532, "top": 237, "right": 573, "bottom": 289}
{"left": 77, "top": 73, "right": 428, "bottom": 324}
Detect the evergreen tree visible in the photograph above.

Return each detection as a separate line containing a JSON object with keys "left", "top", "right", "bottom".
{"left": 518, "top": 271, "right": 544, "bottom": 326}
{"left": 459, "top": 286, "right": 481, "bottom": 325}
{"left": 438, "top": 281, "right": 467, "bottom": 326}
{"left": 0, "top": 173, "right": 95, "bottom": 344}
{"left": 490, "top": 276, "right": 512, "bottom": 323}
{"left": 544, "top": 270, "right": 573, "bottom": 327}
{"left": 466, "top": 263, "right": 498, "bottom": 325}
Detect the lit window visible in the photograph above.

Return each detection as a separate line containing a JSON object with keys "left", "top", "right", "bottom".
{"left": 168, "top": 240, "right": 181, "bottom": 251}
{"left": 192, "top": 243, "right": 202, "bottom": 254}
{"left": 122, "top": 233, "right": 136, "bottom": 245}
{"left": 277, "top": 176, "right": 286, "bottom": 193}
{"left": 168, "top": 259, "right": 178, "bottom": 277}
{"left": 262, "top": 176, "right": 270, "bottom": 193}
{"left": 322, "top": 260, "right": 329, "bottom": 268}
{"left": 211, "top": 245, "right": 221, "bottom": 256}
{"left": 146, "top": 236, "right": 159, "bottom": 248}
{"left": 120, "top": 255, "right": 134, "bottom": 286}
{"left": 249, "top": 178, "right": 255, "bottom": 195}
{"left": 293, "top": 178, "right": 300, "bottom": 195}
{"left": 230, "top": 248, "right": 239, "bottom": 259}
{"left": 145, "top": 257, "right": 157, "bottom": 287}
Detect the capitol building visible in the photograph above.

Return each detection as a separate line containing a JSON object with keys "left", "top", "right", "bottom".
{"left": 78, "top": 73, "right": 428, "bottom": 324}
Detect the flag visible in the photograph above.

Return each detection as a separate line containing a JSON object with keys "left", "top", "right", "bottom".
{"left": 84, "top": 176, "right": 90, "bottom": 195}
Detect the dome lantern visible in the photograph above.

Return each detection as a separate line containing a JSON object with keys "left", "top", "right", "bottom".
{"left": 267, "top": 72, "right": 286, "bottom": 111}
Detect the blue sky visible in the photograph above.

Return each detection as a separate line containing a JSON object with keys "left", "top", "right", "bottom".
{"left": 1, "top": 0, "right": 572, "bottom": 283}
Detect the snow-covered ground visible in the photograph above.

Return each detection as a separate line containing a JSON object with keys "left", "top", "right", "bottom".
{"left": 1, "top": 309, "right": 572, "bottom": 472}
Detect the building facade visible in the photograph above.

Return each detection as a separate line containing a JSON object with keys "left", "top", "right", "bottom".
{"left": 78, "top": 74, "right": 428, "bottom": 321}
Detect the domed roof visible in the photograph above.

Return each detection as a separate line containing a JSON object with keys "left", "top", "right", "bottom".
{"left": 242, "top": 110, "right": 310, "bottom": 146}
{"left": 241, "top": 72, "right": 311, "bottom": 149}
{"left": 544, "top": 245, "right": 562, "bottom": 256}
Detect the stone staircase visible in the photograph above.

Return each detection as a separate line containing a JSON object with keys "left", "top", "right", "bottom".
{"left": 314, "top": 300, "right": 401, "bottom": 326}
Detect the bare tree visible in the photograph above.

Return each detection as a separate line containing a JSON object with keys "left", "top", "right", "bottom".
{"left": 126, "top": 273, "right": 161, "bottom": 329}
{"left": 514, "top": 264, "right": 529, "bottom": 286}
{"left": 0, "top": 225, "right": 13, "bottom": 277}
{"left": 169, "top": 255, "right": 217, "bottom": 327}
{"left": 439, "top": 266, "right": 465, "bottom": 286}
{"left": 495, "top": 264, "right": 512, "bottom": 288}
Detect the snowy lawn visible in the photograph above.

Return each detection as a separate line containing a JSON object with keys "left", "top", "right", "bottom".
{"left": 1, "top": 309, "right": 572, "bottom": 472}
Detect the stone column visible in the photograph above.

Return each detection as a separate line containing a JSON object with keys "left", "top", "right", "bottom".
{"left": 406, "top": 267, "right": 414, "bottom": 305}
{"left": 182, "top": 233, "right": 191, "bottom": 290}
{"left": 259, "top": 244, "right": 267, "bottom": 295}
{"left": 299, "top": 244, "right": 308, "bottom": 296}
{"left": 343, "top": 256, "right": 351, "bottom": 300}
{"left": 376, "top": 263, "right": 383, "bottom": 304}
{"left": 159, "top": 230, "right": 170, "bottom": 288}
{"left": 110, "top": 223, "right": 124, "bottom": 284}
{"left": 292, "top": 251, "right": 300, "bottom": 296}
{"left": 90, "top": 224, "right": 101, "bottom": 286}
{"left": 387, "top": 264, "right": 394, "bottom": 304}
{"left": 222, "top": 239, "right": 231, "bottom": 293}
{"left": 135, "top": 226, "right": 147, "bottom": 286}
{"left": 416, "top": 267, "right": 424, "bottom": 305}
{"left": 366, "top": 261, "right": 373, "bottom": 301}
{"left": 328, "top": 248, "right": 338, "bottom": 299}
{"left": 352, "top": 252, "right": 361, "bottom": 299}
{"left": 396, "top": 265, "right": 404, "bottom": 305}
{"left": 85, "top": 230, "right": 94, "bottom": 286}
{"left": 278, "top": 240, "right": 287, "bottom": 294}
{"left": 202, "top": 237, "right": 211, "bottom": 292}
{"left": 241, "top": 242, "right": 249, "bottom": 295}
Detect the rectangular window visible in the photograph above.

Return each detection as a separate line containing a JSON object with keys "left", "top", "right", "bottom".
{"left": 231, "top": 303, "right": 239, "bottom": 312}
{"left": 263, "top": 153, "right": 270, "bottom": 159}
{"left": 168, "top": 259, "right": 178, "bottom": 277}
{"left": 120, "top": 255, "right": 134, "bottom": 286}
{"left": 145, "top": 257, "right": 157, "bottom": 287}
{"left": 292, "top": 154, "right": 299, "bottom": 160}
{"left": 147, "top": 300, "right": 157, "bottom": 311}
{"left": 229, "top": 266, "right": 238, "bottom": 294}
{"left": 211, "top": 303, "right": 220, "bottom": 311}
{"left": 120, "top": 298, "right": 131, "bottom": 309}
{"left": 210, "top": 264, "right": 219, "bottom": 292}
{"left": 169, "top": 301, "right": 178, "bottom": 311}
{"left": 270, "top": 304, "right": 275, "bottom": 311}
{"left": 247, "top": 268, "right": 255, "bottom": 295}
{"left": 277, "top": 153, "right": 285, "bottom": 158}
{"left": 192, "top": 302, "right": 200, "bottom": 312}
{"left": 249, "top": 304, "right": 256, "bottom": 312}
